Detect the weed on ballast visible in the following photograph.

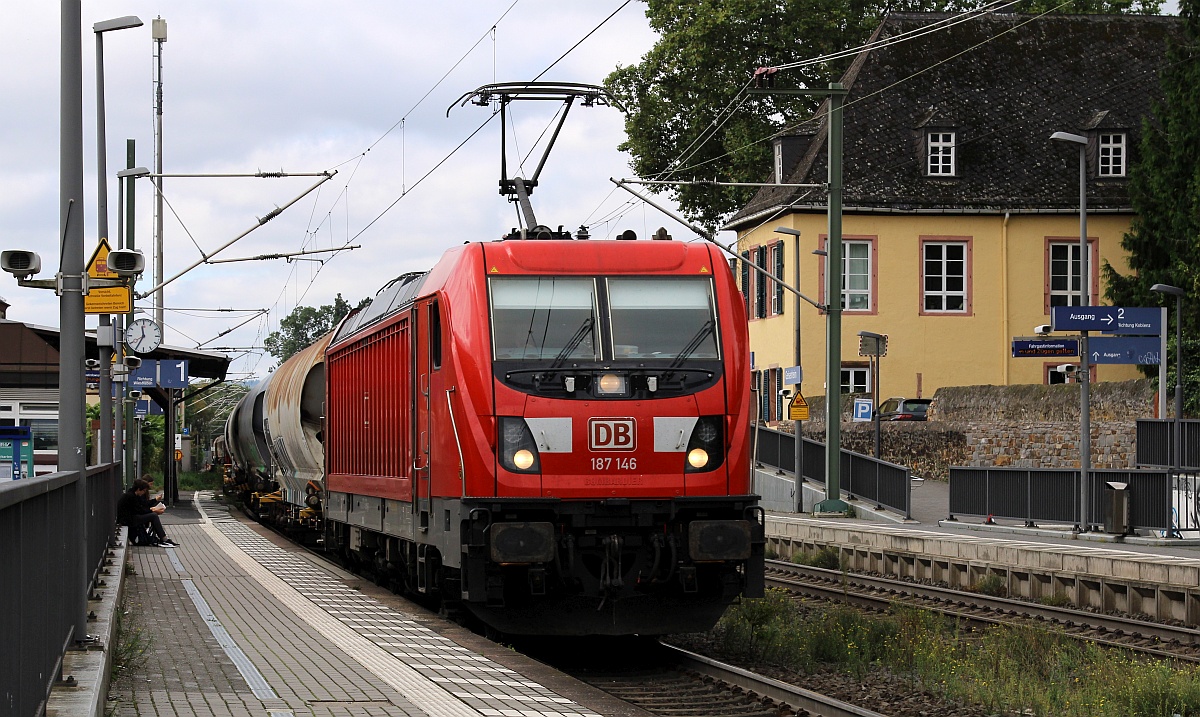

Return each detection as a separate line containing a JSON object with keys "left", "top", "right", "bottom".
{"left": 708, "top": 589, "right": 1200, "bottom": 716}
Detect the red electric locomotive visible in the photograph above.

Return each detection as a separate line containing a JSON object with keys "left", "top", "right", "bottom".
{"left": 322, "top": 235, "right": 764, "bottom": 636}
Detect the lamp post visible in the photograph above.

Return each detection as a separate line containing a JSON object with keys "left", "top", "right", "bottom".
{"left": 1152, "top": 283, "right": 1185, "bottom": 474}
{"left": 117, "top": 166, "right": 149, "bottom": 486}
{"left": 94, "top": 16, "right": 143, "bottom": 465}
{"left": 1052, "top": 130, "right": 1092, "bottom": 530}
{"left": 59, "top": 0, "right": 91, "bottom": 643}
{"left": 774, "top": 226, "right": 804, "bottom": 499}
{"left": 858, "top": 331, "right": 887, "bottom": 458}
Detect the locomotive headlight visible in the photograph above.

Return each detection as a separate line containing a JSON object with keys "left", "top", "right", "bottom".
{"left": 498, "top": 417, "right": 541, "bottom": 473}
{"left": 596, "top": 373, "right": 626, "bottom": 395}
{"left": 685, "top": 416, "right": 725, "bottom": 473}
{"left": 513, "top": 449, "right": 535, "bottom": 470}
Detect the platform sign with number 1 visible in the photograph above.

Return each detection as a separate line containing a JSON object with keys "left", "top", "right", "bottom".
{"left": 158, "top": 359, "right": 189, "bottom": 388}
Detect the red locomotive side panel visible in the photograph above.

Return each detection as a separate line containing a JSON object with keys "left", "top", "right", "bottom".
{"left": 326, "top": 314, "right": 414, "bottom": 501}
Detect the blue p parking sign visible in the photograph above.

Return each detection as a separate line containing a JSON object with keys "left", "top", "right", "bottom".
{"left": 853, "top": 398, "right": 873, "bottom": 422}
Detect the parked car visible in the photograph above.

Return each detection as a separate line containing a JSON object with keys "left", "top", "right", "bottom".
{"left": 876, "top": 397, "right": 932, "bottom": 421}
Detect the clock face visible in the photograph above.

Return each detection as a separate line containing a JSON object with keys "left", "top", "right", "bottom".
{"left": 125, "top": 318, "right": 162, "bottom": 354}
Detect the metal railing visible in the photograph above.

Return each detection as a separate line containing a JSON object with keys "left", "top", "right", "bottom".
{"left": 0, "top": 463, "right": 122, "bottom": 717}
{"left": 753, "top": 425, "right": 911, "bottom": 517}
{"left": 948, "top": 466, "right": 1173, "bottom": 531}
{"left": 1136, "top": 419, "right": 1200, "bottom": 470}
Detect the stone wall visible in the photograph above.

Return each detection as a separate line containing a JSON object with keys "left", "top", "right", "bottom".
{"left": 775, "top": 379, "right": 1153, "bottom": 480}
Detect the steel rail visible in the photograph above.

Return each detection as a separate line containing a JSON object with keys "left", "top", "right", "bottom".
{"left": 662, "top": 642, "right": 888, "bottom": 717}
{"left": 767, "top": 560, "right": 1200, "bottom": 661}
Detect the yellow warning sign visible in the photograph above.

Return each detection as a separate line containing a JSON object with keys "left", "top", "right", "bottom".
{"left": 84, "top": 238, "right": 132, "bottom": 314}
{"left": 788, "top": 392, "right": 810, "bottom": 421}
{"left": 174, "top": 449, "right": 183, "bottom": 462}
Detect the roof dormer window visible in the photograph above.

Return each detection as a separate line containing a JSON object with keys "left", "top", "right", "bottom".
{"left": 1098, "top": 132, "right": 1126, "bottom": 177}
{"left": 927, "top": 131, "right": 956, "bottom": 176}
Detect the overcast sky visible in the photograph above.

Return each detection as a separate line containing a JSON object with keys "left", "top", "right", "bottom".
{"left": 0, "top": 2, "right": 694, "bottom": 380}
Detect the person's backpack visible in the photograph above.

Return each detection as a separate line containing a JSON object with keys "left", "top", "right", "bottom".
{"left": 129, "top": 524, "right": 155, "bottom": 545}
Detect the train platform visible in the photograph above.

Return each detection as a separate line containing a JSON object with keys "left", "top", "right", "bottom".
{"left": 101, "top": 493, "right": 639, "bottom": 717}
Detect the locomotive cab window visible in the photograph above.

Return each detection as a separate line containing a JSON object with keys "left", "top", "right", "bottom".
{"left": 490, "top": 277, "right": 600, "bottom": 361}
{"left": 430, "top": 300, "right": 442, "bottom": 369}
{"left": 608, "top": 277, "right": 719, "bottom": 360}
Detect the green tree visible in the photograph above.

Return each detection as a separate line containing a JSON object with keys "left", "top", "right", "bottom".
{"left": 264, "top": 294, "right": 357, "bottom": 363}
{"left": 608, "top": 0, "right": 1162, "bottom": 230}
{"left": 139, "top": 415, "right": 166, "bottom": 475}
{"left": 1103, "top": 0, "right": 1200, "bottom": 413}
{"left": 184, "top": 380, "right": 248, "bottom": 466}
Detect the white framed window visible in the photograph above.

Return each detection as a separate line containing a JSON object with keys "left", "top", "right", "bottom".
{"left": 923, "top": 242, "right": 967, "bottom": 312}
{"left": 1048, "top": 241, "right": 1094, "bottom": 307}
{"left": 841, "top": 366, "right": 869, "bottom": 394}
{"left": 843, "top": 241, "right": 871, "bottom": 311}
{"left": 1099, "top": 133, "right": 1125, "bottom": 177}
{"left": 927, "top": 131, "right": 955, "bottom": 176}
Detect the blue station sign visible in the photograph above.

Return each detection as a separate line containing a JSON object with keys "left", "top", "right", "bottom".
{"left": 1087, "top": 336, "right": 1162, "bottom": 365}
{"left": 1050, "top": 306, "right": 1162, "bottom": 334}
{"left": 783, "top": 366, "right": 802, "bottom": 385}
{"left": 157, "top": 359, "right": 190, "bottom": 389}
{"left": 1012, "top": 338, "right": 1079, "bottom": 358}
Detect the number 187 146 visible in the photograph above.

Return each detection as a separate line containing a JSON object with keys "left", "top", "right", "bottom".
{"left": 591, "top": 457, "right": 637, "bottom": 471}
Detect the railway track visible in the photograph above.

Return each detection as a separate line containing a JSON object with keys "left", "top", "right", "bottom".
{"left": 766, "top": 559, "right": 1200, "bottom": 662}
{"left": 564, "top": 641, "right": 887, "bottom": 717}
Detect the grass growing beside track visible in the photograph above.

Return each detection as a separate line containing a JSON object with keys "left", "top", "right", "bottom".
{"left": 708, "top": 589, "right": 1200, "bottom": 717}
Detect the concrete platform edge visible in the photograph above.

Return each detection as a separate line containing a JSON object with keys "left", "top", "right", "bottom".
{"left": 46, "top": 526, "right": 128, "bottom": 717}
{"left": 937, "top": 518, "right": 1200, "bottom": 546}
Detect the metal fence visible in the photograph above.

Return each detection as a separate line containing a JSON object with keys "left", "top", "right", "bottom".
{"left": 753, "top": 425, "right": 911, "bottom": 517}
{"left": 948, "top": 466, "right": 1174, "bottom": 531}
{"left": 1136, "top": 419, "right": 1200, "bottom": 470}
{"left": 0, "top": 464, "right": 122, "bottom": 717}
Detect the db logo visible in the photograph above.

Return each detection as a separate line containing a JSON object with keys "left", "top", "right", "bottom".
{"left": 589, "top": 418, "right": 636, "bottom": 451}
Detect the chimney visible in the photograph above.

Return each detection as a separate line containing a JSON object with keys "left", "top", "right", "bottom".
{"left": 0, "top": 296, "right": 8, "bottom": 320}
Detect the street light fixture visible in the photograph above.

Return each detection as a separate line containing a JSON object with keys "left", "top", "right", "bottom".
{"left": 94, "top": 15, "right": 143, "bottom": 466}
{"left": 1052, "top": 129, "right": 1092, "bottom": 530}
{"left": 1152, "top": 283, "right": 1186, "bottom": 475}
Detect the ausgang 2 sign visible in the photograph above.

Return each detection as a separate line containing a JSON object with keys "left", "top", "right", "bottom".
{"left": 1050, "top": 306, "right": 1162, "bottom": 335}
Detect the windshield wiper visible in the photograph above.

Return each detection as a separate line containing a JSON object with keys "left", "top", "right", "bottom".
{"left": 666, "top": 320, "right": 715, "bottom": 372}
{"left": 548, "top": 317, "right": 595, "bottom": 371}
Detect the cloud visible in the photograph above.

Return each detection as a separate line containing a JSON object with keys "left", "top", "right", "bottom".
{"left": 0, "top": 1, "right": 696, "bottom": 379}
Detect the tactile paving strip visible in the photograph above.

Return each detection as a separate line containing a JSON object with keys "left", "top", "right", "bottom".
{"left": 194, "top": 495, "right": 601, "bottom": 717}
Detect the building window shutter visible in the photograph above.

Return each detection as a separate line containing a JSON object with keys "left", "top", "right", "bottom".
{"left": 755, "top": 246, "right": 767, "bottom": 319}
{"left": 740, "top": 251, "right": 750, "bottom": 316}
{"left": 773, "top": 241, "right": 785, "bottom": 315}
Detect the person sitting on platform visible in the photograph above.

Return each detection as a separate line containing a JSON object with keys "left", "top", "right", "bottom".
{"left": 117, "top": 479, "right": 179, "bottom": 547}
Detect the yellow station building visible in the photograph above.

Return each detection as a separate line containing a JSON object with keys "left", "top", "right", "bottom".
{"left": 725, "top": 12, "right": 1182, "bottom": 422}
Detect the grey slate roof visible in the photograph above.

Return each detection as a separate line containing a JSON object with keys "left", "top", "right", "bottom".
{"left": 727, "top": 12, "right": 1183, "bottom": 228}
